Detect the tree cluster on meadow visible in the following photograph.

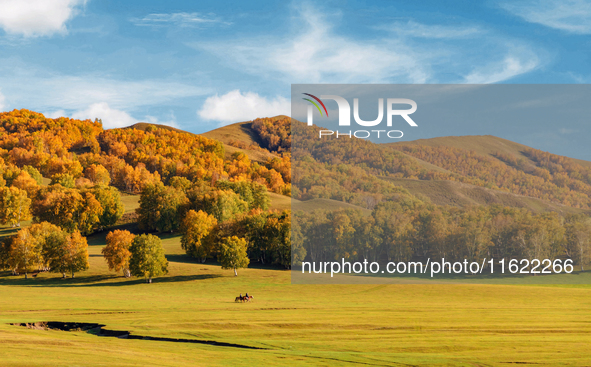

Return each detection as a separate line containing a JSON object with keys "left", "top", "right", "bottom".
{"left": 0, "top": 222, "right": 88, "bottom": 278}
{"left": 135, "top": 177, "right": 292, "bottom": 272}
{"left": 294, "top": 201, "right": 591, "bottom": 270}
{"left": 0, "top": 109, "right": 294, "bottom": 279}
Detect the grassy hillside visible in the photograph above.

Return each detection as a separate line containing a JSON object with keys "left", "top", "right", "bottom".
{"left": 292, "top": 198, "right": 372, "bottom": 215}
{"left": 126, "top": 122, "right": 195, "bottom": 135}
{"left": 386, "top": 178, "right": 588, "bottom": 215}
{"left": 202, "top": 120, "right": 278, "bottom": 162}
{"left": 392, "top": 134, "right": 591, "bottom": 172}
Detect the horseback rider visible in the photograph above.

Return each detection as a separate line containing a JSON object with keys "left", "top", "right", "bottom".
{"left": 245, "top": 292, "right": 249, "bottom": 299}
{"left": 240, "top": 293, "right": 243, "bottom": 300}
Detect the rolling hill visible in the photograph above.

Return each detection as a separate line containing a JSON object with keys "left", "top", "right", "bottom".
{"left": 390, "top": 135, "right": 591, "bottom": 169}
{"left": 201, "top": 120, "right": 279, "bottom": 162}
{"left": 122, "top": 117, "right": 591, "bottom": 216}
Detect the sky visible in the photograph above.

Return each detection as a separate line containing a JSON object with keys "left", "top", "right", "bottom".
{"left": 0, "top": 0, "right": 590, "bottom": 156}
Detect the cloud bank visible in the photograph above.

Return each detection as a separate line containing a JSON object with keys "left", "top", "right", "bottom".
{"left": 198, "top": 90, "right": 289, "bottom": 125}
{"left": 0, "top": 0, "right": 86, "bottom": 37}
{"left": 500, "top": 0, "right": 591, "bottom": 34}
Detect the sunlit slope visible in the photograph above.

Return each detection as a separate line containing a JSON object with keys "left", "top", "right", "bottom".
{"left": 386, "top": 178, "right": 588, "bottom": 214}
{"left": 391, "top": 134, "right": 591, "bottom": 169}
{"left": 202, "top": 119, "right": 282, "bottom": 162}
{"left": 292, "top": 198, "right": 372, "bottom": 215}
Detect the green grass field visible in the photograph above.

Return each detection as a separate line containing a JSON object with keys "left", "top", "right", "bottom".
{"left": 1, "top": 230, "right": 591, "bottom": 366}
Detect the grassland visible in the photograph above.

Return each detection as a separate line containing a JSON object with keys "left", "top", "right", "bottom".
{"left": 385, "top": 178, "right": 588, "bottom": 215}
{"left": 1, "top": 229, "right": 591, "bottom": 366}
{"left": 201, "top": 120, "right": 278, "bottom": 162}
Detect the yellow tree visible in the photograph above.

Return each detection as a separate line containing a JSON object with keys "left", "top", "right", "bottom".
{"left": 77, "top": 192, "right": 104, "bottom": 234}
{"left": 181, "top": 210, "right": 217, "bottom": 262}
{"left": 102, "top": 230, "right": 135, "bottom": 277}
{"left": 85, "top": 164, "right": 111, "bottom": 185}
{"left": 0, "top": 186, "right": 32, "bottom": 227}
{"left": 33, "top": 186, "right": 103, "bottom": 234}
{"left": 63, "top": 231, "right": 90, "bottom": 278}
{"left": 11, "top": 171, "right": 39, "bottom": 197}
{"left": 9, "top": 228, "right": 41, "bottom": 278}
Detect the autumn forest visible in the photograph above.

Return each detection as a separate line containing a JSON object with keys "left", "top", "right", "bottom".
{"left": 0, "top": 109, "right": 590, "bottom": 280}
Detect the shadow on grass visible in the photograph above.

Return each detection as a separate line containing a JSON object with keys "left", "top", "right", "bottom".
{"left": 166, "top": 254, "right": 288, "bottom": 271}
{"left": 165, "top": 253, "right": 212, "bottom": 265}
{"left": 0, "top": 273, "right": 221, "bottom": 287}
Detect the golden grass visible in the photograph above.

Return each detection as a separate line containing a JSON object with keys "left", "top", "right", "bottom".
{"left": 201, "top": 120, "right": 278, "bottom": 162}
{"left": 1, "top": 233, "right": 590, "bottom": 366}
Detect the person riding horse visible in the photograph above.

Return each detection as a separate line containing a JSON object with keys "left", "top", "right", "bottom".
{"left": 235, "top": 293, "right": 253, "bottom": 302}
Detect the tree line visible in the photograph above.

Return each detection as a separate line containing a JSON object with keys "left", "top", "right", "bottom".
{"left": 293, "top": 201, "right": 591, "bottom": 270}
{"left": 0, "top": 224, "right": 169, "bottom": 282}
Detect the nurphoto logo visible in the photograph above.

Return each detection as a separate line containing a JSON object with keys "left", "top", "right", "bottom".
{"left": 303, "top": 93, "right": 418, "bottom": 139}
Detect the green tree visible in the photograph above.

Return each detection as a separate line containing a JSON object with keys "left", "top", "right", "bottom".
{"left": 565, "top": 214, "right": 591, "bottom": 270}
{"left": 0, "top": 186, "right": 32, "bottom": 227}
{"left": 137, "top": 182, "right": 188, "bottom": 232}
{"left": 41, "top": 227, "right": 69, "bottom": 278}
{"left": 50, "top": 173, "right": 76, "bottom": 188}
{"left": 216, "top": 180, "right": 270, "bottom": 210}
{"left": 38, "top": 223, "right": 89, "bottom": 278}
{"left": 218, "top": 236, "right": 250, "bottom": 276}
{"left": 91, "top": 185, "right": 124, "bottom": 228}
{"left": 129, "top": 234, "right": 168, "bottom": 283}
{"left": 22, "top": 165, "right": 43, "bottom": 185}
{"left": 169, "top": 176, "right": 192, "bottom": 192}
{"left": 181, "top": 210, "right": 217, "bottom": 262}
{"left": 188, "top": 188, "right": 247, "bottom": 222}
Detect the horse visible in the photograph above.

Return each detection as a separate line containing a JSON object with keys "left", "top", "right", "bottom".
{"left": 235, "top": 295, "right": 254, "bottom": 303}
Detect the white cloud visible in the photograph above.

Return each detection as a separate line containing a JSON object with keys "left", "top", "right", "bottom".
{"left": 0, "top": 59, "right": 210, "bottom": 112}
{"left": 500, "top": 0, "right": 591, "bottom": 34}
{"left": 144, "top": 113, "right": 179, "bottom": 128}
{"left": 198, "top": 90, "right": 289, "bottom": 124}
{"left": 198, "top": 5, "right": 428, "bottom": 84}
{"left": 381, "top": 20, "right": 482, "bottom": 39}
{"left": 43, "top": 109, "right": 67, "bottom": 119}
{"left": 0, "top": 0, "right": 86, "bottom": 37}
{"left": 196, "top": 3, "right": 539, "bottom": 84}
{"left": 44, "top": 105, "right": 179, "bottom": 130}
{"left": 71, "top": 102, "right": 136, "bottom": 129}
{"left": 464, "top": 53, "right": 540, "bottom": 84}
{"left": 131, "top": 12, "right": 227, "bottom": 27}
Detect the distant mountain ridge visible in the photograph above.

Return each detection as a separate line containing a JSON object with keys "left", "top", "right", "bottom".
{"left": 124, "top": 116, "right": 591, "bottom": 214}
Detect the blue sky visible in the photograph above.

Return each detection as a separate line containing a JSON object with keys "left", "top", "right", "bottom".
{"left": 0, "top": 0, "right": 590, "bottom": 144}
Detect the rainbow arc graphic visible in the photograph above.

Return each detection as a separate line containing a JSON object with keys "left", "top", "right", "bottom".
{"left": 302, "top": 93, "right": 328, "bottom": 117}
